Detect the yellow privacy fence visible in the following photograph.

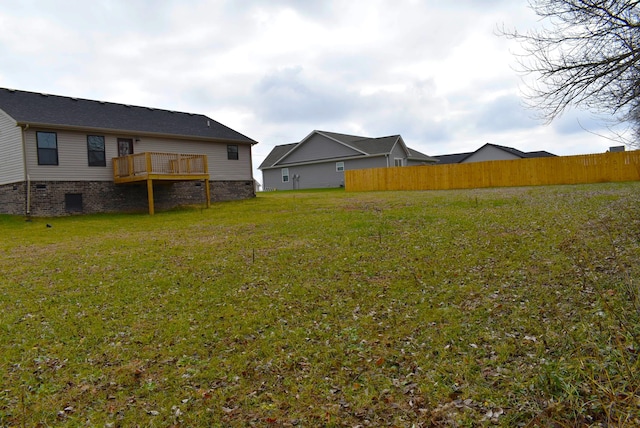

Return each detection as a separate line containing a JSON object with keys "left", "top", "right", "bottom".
{"left": 345, "top": 150, "right": 640, "bottom": 192}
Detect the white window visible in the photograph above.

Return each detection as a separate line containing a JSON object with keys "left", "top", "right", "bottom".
{"left": 394, "top": 158, "right": 404, "bottom": 167}
{"left": 336, "top": 161, "right": 344, "bottom": 172}
{"left": 282, "top": 168, "right": 289, "bottom": 183}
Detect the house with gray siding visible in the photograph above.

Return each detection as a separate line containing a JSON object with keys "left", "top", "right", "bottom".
{"left": 259, "top": 130, "right": 437, "bottom": 190}
{"left": 0, "top": 88, "right": 258, "bottom": 216}
{"left": 434, "top": 143, "right": 556, "bottom": 164}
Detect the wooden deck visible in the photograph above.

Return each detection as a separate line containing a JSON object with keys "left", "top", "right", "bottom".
{"left": 112, "top": 152, "right": 210, "bottom": 215}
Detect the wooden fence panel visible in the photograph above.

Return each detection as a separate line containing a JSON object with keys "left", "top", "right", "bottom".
{"left": 345, "top": 151, "right": 640, "bottom": 192}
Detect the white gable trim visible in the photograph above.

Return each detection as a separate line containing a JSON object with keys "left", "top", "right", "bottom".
{"left": 271, "top": 130, "right": 370, "bottom": 167}
{"left": 269, "top": 143, "right": 301, "bottom": 168}
{"left": 315, "top": 131, "right": 369, "bottom": 155}
{"left": 390, "top": 136, "right": 411, "bottom": 157}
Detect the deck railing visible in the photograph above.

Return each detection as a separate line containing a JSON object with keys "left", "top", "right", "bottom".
{"left": 113, "top": 152, "right": 209, "bottom": 182}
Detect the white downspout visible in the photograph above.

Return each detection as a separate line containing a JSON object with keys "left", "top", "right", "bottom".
{"left": 21, "top": 124, "right": 31, "bottom": 215}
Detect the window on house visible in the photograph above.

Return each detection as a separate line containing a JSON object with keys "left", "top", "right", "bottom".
{"left": 282, "top": 168, "right": 289, "bottom": 183}
{"left": 394, "top": 158, "right": 404, "bottom": 167}
{"left": 65, "top": 193, "right": 83, "bottom": 213}
{"left": 87, "top": 135, "right": 106, "bottom": 166}
{"left": 36, "top": 131, "right": 58, "bottom": 165}
{"left": 227, "top": 145, "right": 239, "bottom": 160}
{"left": 336, "top": 161, "right": 344, "bottom": 172}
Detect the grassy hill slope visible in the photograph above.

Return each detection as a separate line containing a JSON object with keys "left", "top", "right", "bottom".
{"left": 1, "top": 183, "right": 639, "bottom": 426}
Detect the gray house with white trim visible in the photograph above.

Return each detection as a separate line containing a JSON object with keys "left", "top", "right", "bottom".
{"left": 0, "top": 88, "right": 258, "bottom": 216}
{"left": 259, "top": 130, "right": 437, "bottom": 190}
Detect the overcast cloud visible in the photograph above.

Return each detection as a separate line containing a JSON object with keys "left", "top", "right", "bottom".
{"left": 0, "top": 0, "right": 623, "bottom": 182}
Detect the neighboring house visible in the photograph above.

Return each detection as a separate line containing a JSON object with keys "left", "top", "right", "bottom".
{"left": 259, "top": 130, "right": 437, "bottom": 190}
{"left": 608, "top": 146, "right": 625, "bottom": 152}
{"left": 434, "top": 143, "right": 556, "bottom": 164}
{"left": 0, "top": 88, "right": 257, "bottom": 216}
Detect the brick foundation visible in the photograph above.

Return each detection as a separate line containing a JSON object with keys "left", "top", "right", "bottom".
{"left": 0, "top": 180, "right": 255, "bottom": 217}
{"left": 0, "top": 181, "right": 27, "bottom": 215}
{"left": 210, "top": 180, "right": 256, "bottom": 202}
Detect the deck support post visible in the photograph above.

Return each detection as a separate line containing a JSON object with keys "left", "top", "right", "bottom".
{"left": 113, "top": 153, "right": 210, "bottom": 214}
{"left": 205, "top": 180, "right": 211, "bottom": 208}
{"left": 147, "top": 179, "right": 155, "bottom": 215}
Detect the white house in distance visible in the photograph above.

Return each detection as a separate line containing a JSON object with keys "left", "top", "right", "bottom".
{"left": 259, "top": 130, "right": 437, "bottom": 190}
{"left": 0, "top": 88, "right": 258, "bottom": 216}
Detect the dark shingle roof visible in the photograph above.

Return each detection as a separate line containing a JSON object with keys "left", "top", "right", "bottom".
{"left": 0, "top": 88, "right": 257, "bottom": 144}
{"left": 524, "top": 150, "right": 556, "bottom": 158}
{"left": 322, "top": 132, "right": 417, "bottom": 156}
{"left": 407, "top": 147, "right": 436, "bottom": 161}
{"left": 349, "top": 135, "right": 400, "bottom": 155}
{"left": 489, "top": 143, "right": 529, "bottom": 158}
{"left": 489, "top": 144, "right": 557, "bottom": 159}
{"left": 320, "top": 131, "right": 371, "bottom": 145}
{"left": 258, "top": 142, "right": 297, "bottom": 169}
{"left": 433, "top": 152, "right": 473, "bottom": 164}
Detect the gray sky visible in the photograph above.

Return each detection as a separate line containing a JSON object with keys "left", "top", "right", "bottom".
{"left": 0, "top": 0, "right": 622, "bottom": 182}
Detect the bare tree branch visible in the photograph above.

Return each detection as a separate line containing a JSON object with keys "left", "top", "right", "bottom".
{"left": 500, "top": 0, "right": 640, "bottom": 145}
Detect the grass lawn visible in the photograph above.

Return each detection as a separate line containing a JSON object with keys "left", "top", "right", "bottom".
{"left": 1, "top": 183, "right": 639, "bottom": 427}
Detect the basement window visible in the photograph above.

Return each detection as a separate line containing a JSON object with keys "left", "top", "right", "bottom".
{"left": 65, "top": 193, "right": 83, "bottom": 213}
